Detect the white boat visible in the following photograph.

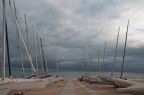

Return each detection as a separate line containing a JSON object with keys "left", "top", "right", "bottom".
{"left": 52, "top": 76, "right": 63, "bottom": 83}
{"left": 0, "top": 78, "right": 13, "bottom": 95}
{"left": 117, "top": 84, "right": 144, "bottom": 95}
{"left": 47, "top": 77, "right": 54, "bottom": 85}
{"left": 111, "top": 77, "right": 138, "bottom": 88}
{"left": 46, "top": 75, "right": 62, "bottom": 85}
{"left": 10, "top": 78, "right": 47, "bottom": 91}
{"left": 110, "top": 78, "right": 144, "bottom": 95}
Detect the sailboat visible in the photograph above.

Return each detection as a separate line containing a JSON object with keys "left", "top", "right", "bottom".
{"left": 0, "top": 0, "right": 13, "bottom": 95}
{"left": 10, "top": 78, "right": 47, "bottom": 91}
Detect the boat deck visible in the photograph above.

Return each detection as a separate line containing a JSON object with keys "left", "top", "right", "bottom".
{"left": 8, "top": 80, "right": 133, "bottom": 95}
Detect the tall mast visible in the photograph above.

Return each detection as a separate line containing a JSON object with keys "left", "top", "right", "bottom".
{"left": 97, "top": 50, "right": 101, "bottom": 77}
{"left": 2, "top": 0, "right": 6, "bottom": 80}
{"left": 84, "top": 57, "right": 87, "bottom": 76}
{"left": 120, "top": 20, "right": 129, "bottom": 79}
{"left": 46, "top": 59, "right": 48, "bottom": 73}
{"left": 24, "top": 15, "right": 30, "bottom": 54}
{"left": 88, "top": 53, "right": 92, "bottom": 78}
{"left": 13, "top": 0, "right": 25, "bottom": 78}
{"left": 101, "top": 42, "right": 106, "bottom": 75}
{"left": 102, "top": 42, "right": 106, "bottom": 64}
{"left": 13, "top": 1, "right": 17, "bottom": 19}
{"left": 36, "top": 33, "right": 44, "bottom": 72}
{"left": 32, "top": 25, "right": 38, "bottom": 73}
{"left": 9, "top": 0, "right": 36, "bottom": 73}
{"left": 111, "top": 27, "right": 120, "bottom": 77}
{"left": 24, "top": 14, "right": 34, "bottom": 74}
{"left": 5, "top": 16, "right": 12, "bottom": 78}
{"left": 18, "top": 34, "right": 25, "bottom": 77}
{"left": 40, "top": 38, "right": 46, "bottom": 72}
{"left": 56, "top": 53, "right": 59, "bottom": 75}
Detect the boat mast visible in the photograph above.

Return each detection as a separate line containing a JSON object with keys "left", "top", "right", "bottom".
{"left": 84, "top": 57, "right": 87, "bottom": 76}
{"left": 97, "top": 50, "right": 101, "bottom": 77}
{"left": 40, "top": 38, "right": 47, "bottom": 72}
{"left": 2, "top": 0, "right": 6, "bottom": 80}
{"left": 13, "top": 1, "right": 25, "bottom": 78}
{"left": 5, "top": 15, "right": 12, "bottom": 79}
{"left": 46, "top": 59, "right": 48, "bottom": 73}
{"left": 111, "top": 27, "right": 120, "bottom": 77}
{"left": 24, "top": 14, "right": 34, "bottom": 74}
{"left": 9, "top": 0, "right": 36, "bottom": 73}
{"left": 32, "top": 25, "right": 38, "bottom": 73}
{"left": 120, "top": 20, "right": 129, "bottom": 79}
{"left": 101, "top": 42, "right": 106, "bottom": 75}
{"left": 17, "top": 33, "right": 25, "bottom": 77}
{"left": 56, "top": 53, "right": 59, "bottom": 75}
{"left": 88, "top": 53, "right": 92, "bottom": 78}
{"left": 36, "top": 33, "right": 44, "bottom": 72}
{"left": 24, "top": 15, "right": 30, "bottom": 54}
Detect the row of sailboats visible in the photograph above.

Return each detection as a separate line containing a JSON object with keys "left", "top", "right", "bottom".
{"left": 81, "top": 19, "right": 144, "bottom": 94}
{"left": 9, "top": 0, "right": 48, "bottom": 91}
{"left": 0, "top": 0, "right": 62, "bottom": 95}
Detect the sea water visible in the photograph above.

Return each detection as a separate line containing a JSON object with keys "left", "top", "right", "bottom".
{"left": 1, "top": 68, "right": 144, "bottom": 79}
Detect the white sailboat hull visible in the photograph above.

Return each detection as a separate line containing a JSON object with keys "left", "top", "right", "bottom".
{"left": 55, "top": 77, "right": 62, "bottom": 82}
{"left": 47, "top": 77, "right": 56, "bottom": 85}
{"left": 47, "top": 76, "right": 63, "bottom": 85}
{"left": 0, "top": 79, "right": 13, "bottom": 95}
{"left": 10, "top": 79, "right": 47, "bottom": 91}
{"left": 117, "top": 84, "right": 144, "bottom": 95}
{"left": 111, "top": 78, "right": 138, "bottom": 88}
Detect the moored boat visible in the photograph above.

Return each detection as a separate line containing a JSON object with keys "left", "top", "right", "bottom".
{"left": 10, "top": 78, "right": 47, "bottom": 91}
{"left": 0, "top": 78, "right": 13, "bottom": 95}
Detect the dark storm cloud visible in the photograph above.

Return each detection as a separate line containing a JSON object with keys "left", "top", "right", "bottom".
{"left": 0, "top": 0, "right": 144, "bottom": 74}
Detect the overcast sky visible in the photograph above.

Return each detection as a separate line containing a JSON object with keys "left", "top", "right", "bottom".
{"left": 1, "top": 0, "right": 144, "bottom": 74}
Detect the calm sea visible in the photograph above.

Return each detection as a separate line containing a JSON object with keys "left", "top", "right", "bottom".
{"left": 1, "top": 68, "right": 144, "bottom": 79}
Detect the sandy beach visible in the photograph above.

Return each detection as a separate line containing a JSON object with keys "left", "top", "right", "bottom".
{"left": 8, "top": 80, "right": 66, "bottom": 95}
{"left": 8, "top": 79, "right": 136, "bottom": 95}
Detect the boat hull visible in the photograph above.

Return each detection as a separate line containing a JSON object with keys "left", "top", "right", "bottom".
{"left": 10, "top": 79, "right": 47, "bottom": 91}
{"left": 0, "top": 79, "right": 12, "bottom": 95}
{"left": 111, "top": 78, "right": 138, "bottom": 88}
{"left": 47, "top": 76, "right": 63, "bottom": 85}
{"left": 117, "top": 84, "right": 144, "bottom": 95}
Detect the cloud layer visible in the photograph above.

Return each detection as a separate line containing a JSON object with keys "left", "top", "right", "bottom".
{"left": 1, "top": 0, "right": 144, "bottom": 75}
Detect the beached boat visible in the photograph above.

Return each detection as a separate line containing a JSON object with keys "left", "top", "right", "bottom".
{"left": 35, "top": 73, "right": 62, "bottom": 85}
{"left": 10, "top": 78, "right": 47, "bottom": 91}
{"left": 117, "top": 84, "right": 144, "bottom": 95}
{"left": 51, "top": 75, "right": 63, "bottom": 83}
{"left": 111, "top": 77, "right": 138, "bottom": 88}
{"left": 0, "top": 79, "right": 13, "bottom": 95}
